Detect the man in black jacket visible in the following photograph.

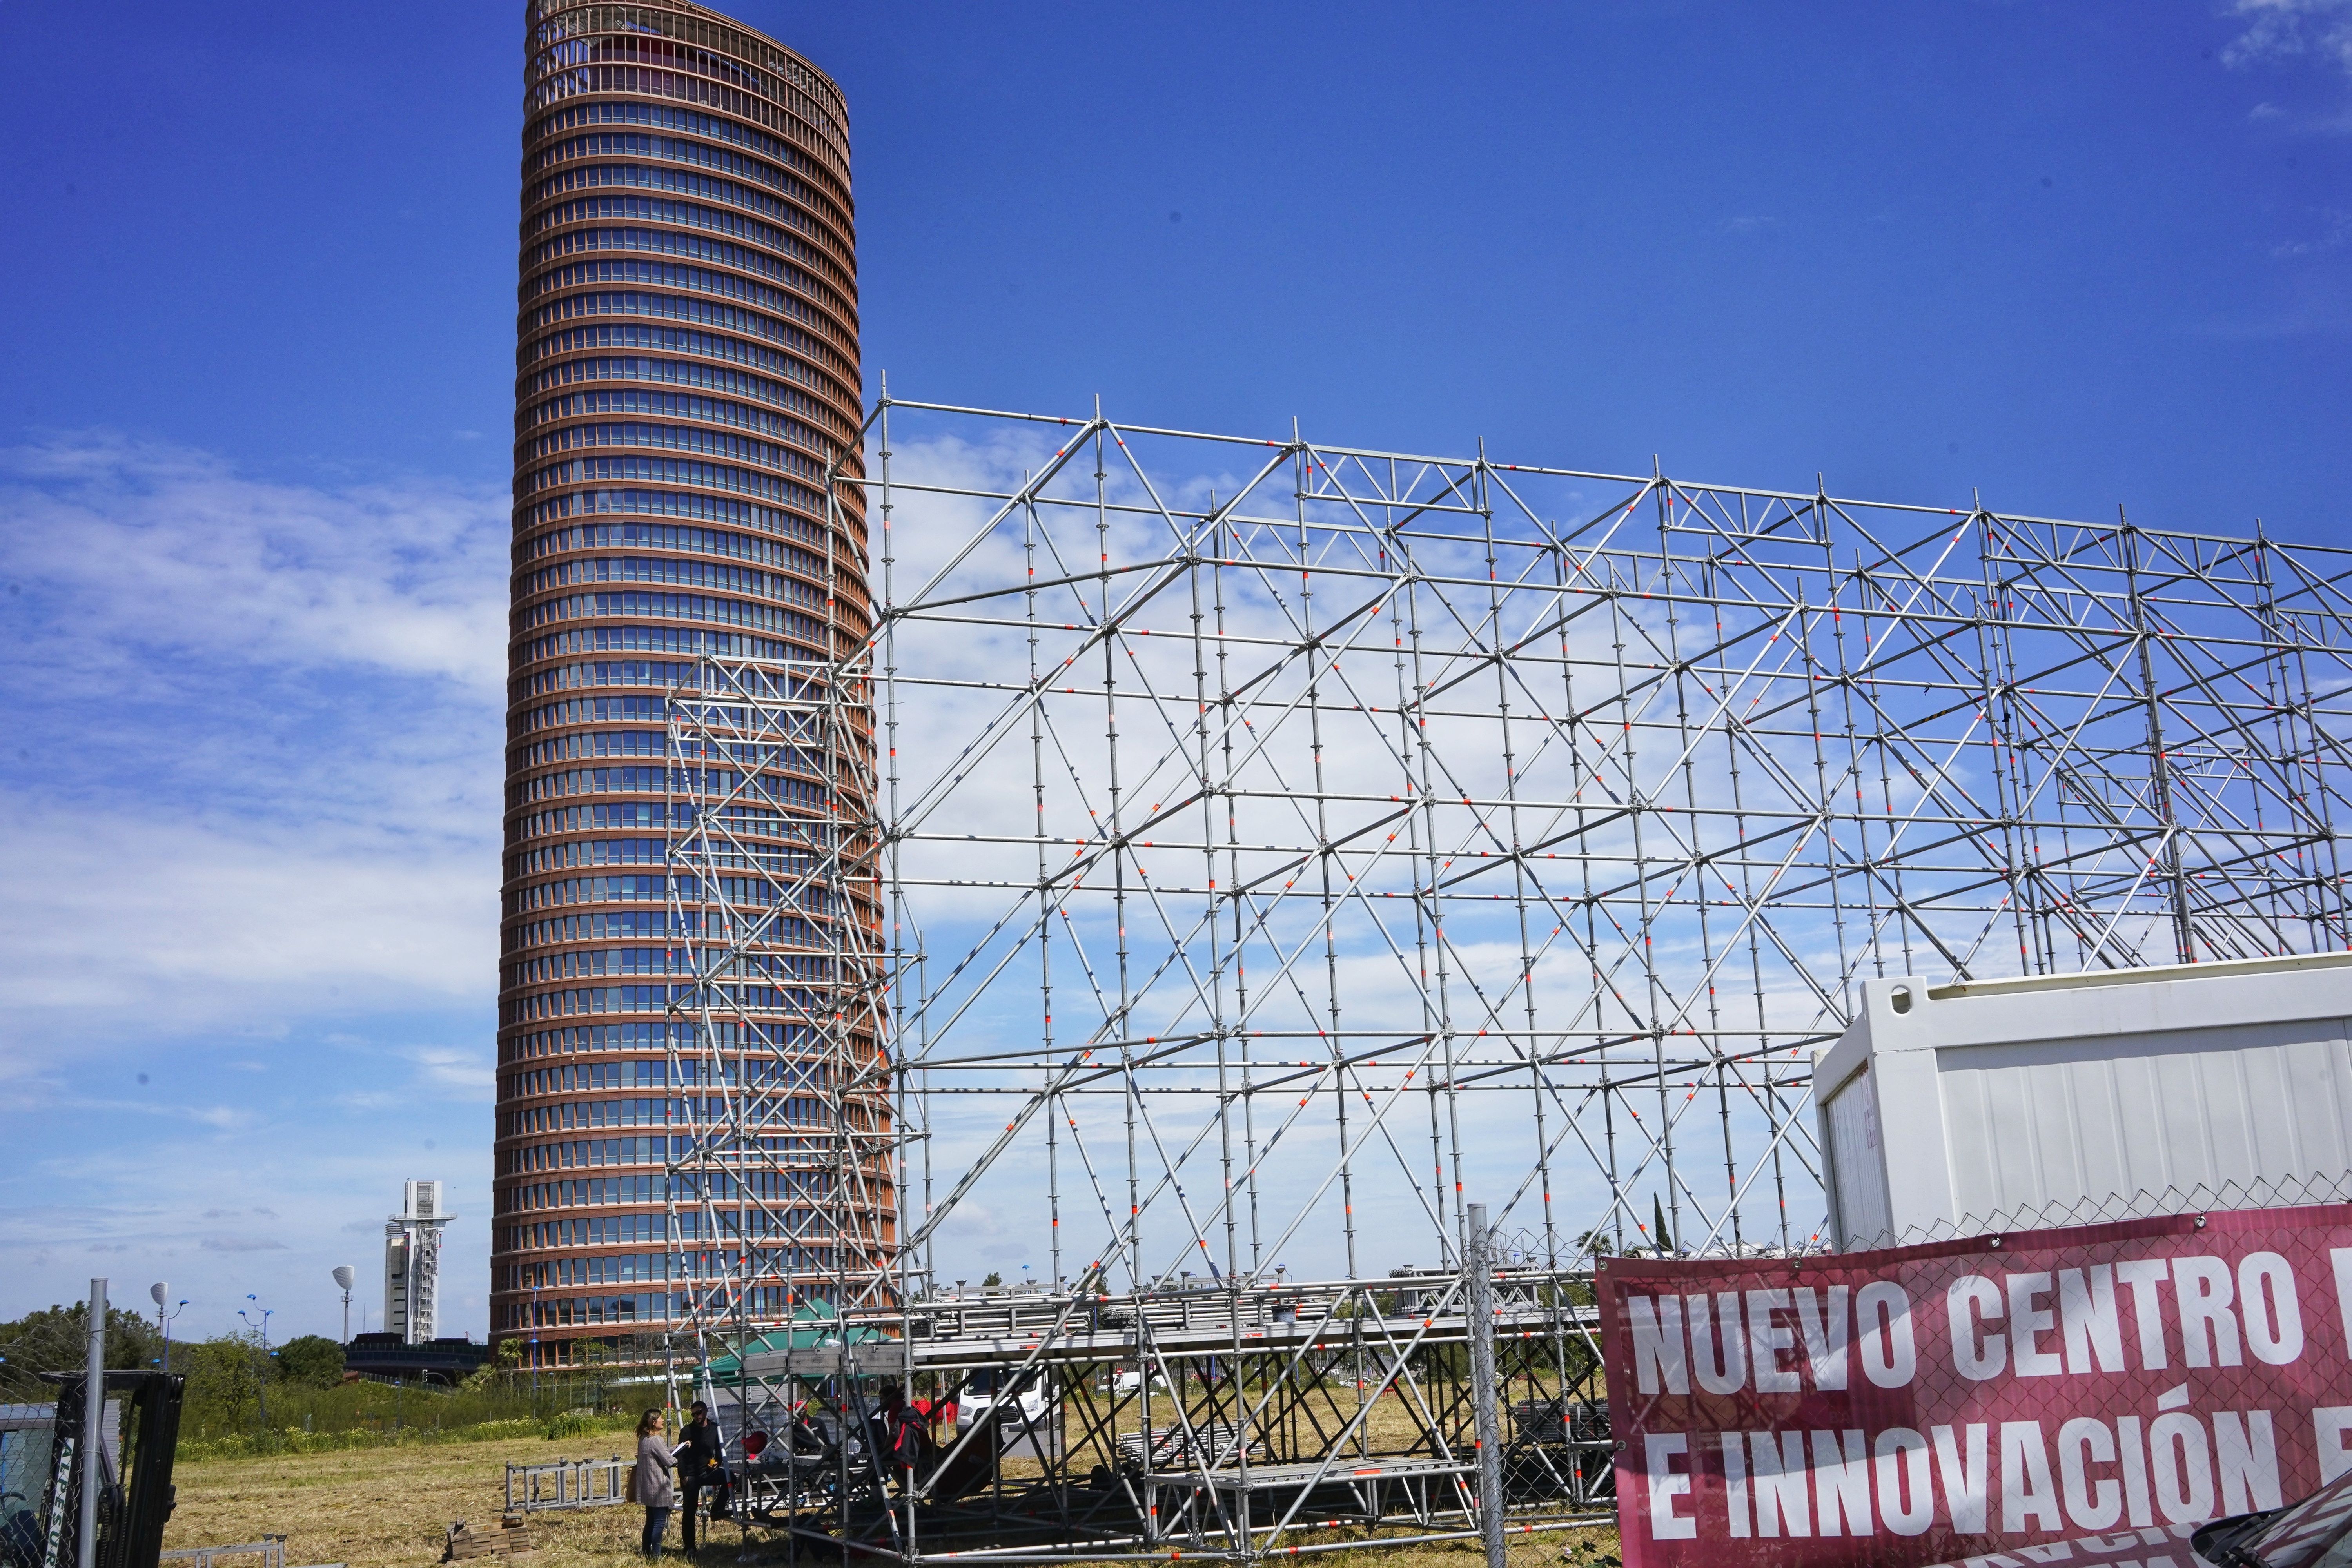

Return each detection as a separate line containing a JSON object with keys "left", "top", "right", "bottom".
{"left": 675, "top": 1401, "right": 729, "bottom": 1554}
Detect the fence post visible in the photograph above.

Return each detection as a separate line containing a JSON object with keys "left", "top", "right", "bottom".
{"left": 80, "top": 1278, "right": 108, "bottom": 1568}
{"left": 1466, "top": 1208, "right": 1504, "bottom": 1568}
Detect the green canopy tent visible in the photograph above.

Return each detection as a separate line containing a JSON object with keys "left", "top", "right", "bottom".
{"left": 695, "top": 1303, "right": 892, "bottom": 1387}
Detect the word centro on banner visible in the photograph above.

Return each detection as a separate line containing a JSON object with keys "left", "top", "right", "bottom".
{"left": 1598, "top": 1203, "right": 2352, "bottom": 1568}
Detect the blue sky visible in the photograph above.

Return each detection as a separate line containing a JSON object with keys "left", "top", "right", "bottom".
{"left": 1, "top": 0, "right": 2347, "bottom": 1340}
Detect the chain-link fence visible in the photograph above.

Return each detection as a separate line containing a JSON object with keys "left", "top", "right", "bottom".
{"left": 1, "top": 1303, "right": 146, "bottom": 1568}
{"left": 2, "top": 1404, "right": 64, "bottom": 1568}
{"left": 1841, "top": 1169, "right": 2352, "bottom": 1252}
{"left": 0, "top": 1306, "right": 159, "bottom": 1408}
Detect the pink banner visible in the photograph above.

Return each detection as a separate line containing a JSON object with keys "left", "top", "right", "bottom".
{"left": 1601, "top": 1205, "right": 2352, "bottom": 1568}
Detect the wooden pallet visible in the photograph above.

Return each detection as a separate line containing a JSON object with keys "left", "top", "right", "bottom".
{"left": 443, "top": 1516, "right": 537, "bottom": 1562}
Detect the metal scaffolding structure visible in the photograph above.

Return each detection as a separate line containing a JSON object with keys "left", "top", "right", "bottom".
{"left": 661, "top": 557, "right": 895, "bottom": 1383}
{"left": 661, "top": 390, "right": 2352, "bottom": 1562}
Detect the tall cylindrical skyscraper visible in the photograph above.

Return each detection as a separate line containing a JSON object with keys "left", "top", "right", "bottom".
{"left": 496, "top": 0, "right": 882, "bottom": 1368}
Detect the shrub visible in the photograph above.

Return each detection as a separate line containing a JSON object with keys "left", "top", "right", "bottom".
{"left": 275, "top": 1335, "right": 345, "bottom": 1388}
{"left": 180, "top": 1335, "right": 267, "bottom": 1437}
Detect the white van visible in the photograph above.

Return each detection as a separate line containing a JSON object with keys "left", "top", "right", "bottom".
{"left": 956, "top": 1365, "right": 1054, "bottom": 1430}
{"left": 1109, "top": 1366, "right": 1170, "bottom": 1398}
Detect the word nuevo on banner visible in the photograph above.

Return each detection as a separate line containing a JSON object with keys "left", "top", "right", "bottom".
{"left": 1599, "top": 1205, "right": 2352, "bottom": 1568}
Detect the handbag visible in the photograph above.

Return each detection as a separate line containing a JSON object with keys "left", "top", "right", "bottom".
{"left": 625, "top": 1461, "right": 639, "bottom": 1504}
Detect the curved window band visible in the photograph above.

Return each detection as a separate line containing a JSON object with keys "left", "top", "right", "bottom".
{"left": 517, "top": 479, "right": 828, "bottom": 537}
{"left": 517, "top": 622, "right": 799, "bottom": 663}
{"left": 528, "top": 192, "right": 844, "bottom": 297}
{"left": 523, "top": 357, "right": 848, "bottom": 442}
{"left": 530, "top": 131, "right": 848, "bottom": 237}
{"left": 520, "top": 519, "right": 822, "bottom": 575}
{"left": 528, "top": 257, "right": 838, "bottom": 346}
{"left": 526, "top": 99, "right": 845, "bottom": 210}
{"left": 523, "top": 385, "right": 839, "bottom": 459}
{"left": 530, "top": 289, "right": 850, "bottom": 381}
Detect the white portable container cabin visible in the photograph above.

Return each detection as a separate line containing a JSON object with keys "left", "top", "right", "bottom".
{"left": 1815, "top": 950, "right": 2352, "bottom": 1251}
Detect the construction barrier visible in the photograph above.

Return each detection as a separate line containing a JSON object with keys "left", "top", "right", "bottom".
{"left": 503, "top": 1456, "right": 631, "bottom": 1512}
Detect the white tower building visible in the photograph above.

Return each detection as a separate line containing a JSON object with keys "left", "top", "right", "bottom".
{"left": 383, "top": 1178, "right": 452, "bottom": 1344}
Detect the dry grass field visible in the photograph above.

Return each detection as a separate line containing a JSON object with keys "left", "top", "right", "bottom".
{"left": 165, "top": 1433, "right": 652, "bottom": 1568}
{"left": 162, "top": 1431, "right": 1617, "bottom": 1568}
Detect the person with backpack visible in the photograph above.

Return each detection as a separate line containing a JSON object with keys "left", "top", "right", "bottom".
{"left": 840, "top": 1382, "right": 925, "bottom": 1492}
{"left": 675, "top": 1400, "right": 730, "bottom": 1553}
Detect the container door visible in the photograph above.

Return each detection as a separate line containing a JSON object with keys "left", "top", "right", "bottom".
{"left": 1825, "top": 1066, "right": 1893, "bottom": 1248}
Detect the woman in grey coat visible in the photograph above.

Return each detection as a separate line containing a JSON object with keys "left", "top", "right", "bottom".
{"left": 634, "top": 1409, "right": 677, "bottom": 1558}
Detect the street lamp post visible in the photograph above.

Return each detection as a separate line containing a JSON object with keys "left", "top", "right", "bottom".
{"left": 239, "top": 1297, "right": 274, "bottom": 1434}
{"left": 149, "top": 1283, "right": 187, "bottom": 1370}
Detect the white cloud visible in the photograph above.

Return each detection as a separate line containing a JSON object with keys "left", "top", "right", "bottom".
{"left": 0, "top": 436, "right": 511, "bottom": 1332}
{"left": 2271, "top": 207, "right": 2352, "bottom": 256}
{"left": 2222, "top": 0, "right": 2352, "bottom": 78}
{"left": 409, "top": 1046, "right": 497, "bottom": 1097}
{"left": 0, "top": 804, "right": 497, "bottom": 1044}
{"left": 0, "top": 435, "right": 507, "bottom": 1069}
{"left": 0, "top": 432, "right": 509, "bottom": 693}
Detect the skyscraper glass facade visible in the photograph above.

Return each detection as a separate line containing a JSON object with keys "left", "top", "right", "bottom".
{"left": 495, "top": 0, "right": 868, "bottom": 1365}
